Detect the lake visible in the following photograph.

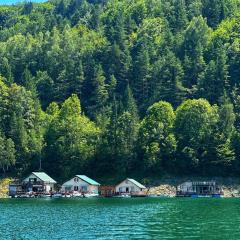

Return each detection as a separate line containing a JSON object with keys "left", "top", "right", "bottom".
{"left": 0, "top": 198, "right": 240, "bottom": 240}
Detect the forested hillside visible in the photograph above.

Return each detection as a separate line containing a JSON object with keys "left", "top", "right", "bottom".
{"left": 1, "top": 0, "right": 240, "bottom": 180}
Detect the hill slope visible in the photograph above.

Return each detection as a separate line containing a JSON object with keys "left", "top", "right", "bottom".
{"left": 0, "top": 0, "right": 240, "bottom": 180}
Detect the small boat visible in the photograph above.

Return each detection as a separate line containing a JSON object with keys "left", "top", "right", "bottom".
{"left": 18, "top": 194, "right": 30, "bottom": 198}
{"left": 72, "top": 191, "right": 83, "bottom": 198}
{"left": 114, "top": 194, "right": 131, "bottom": 198}
{"left": 52, "top": 193, "right": 62, "bottom": 198}
{"left": 191, "top": 194, "right": 223, "bottom": 198}
{"left": 84, "top": 193, "right": 99, "bottom": 198}
{"left": 40, "top": 194, "right": 51, "bottom": 198}
{"left": 63, "top": 194, "right": 71, "bottom": 198}
{"left": 148, "top": 194, "right": 170, "bottom": 198}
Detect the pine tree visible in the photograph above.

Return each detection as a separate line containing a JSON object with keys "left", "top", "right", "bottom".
{"left": 182, "top": 16, "right": 210, "bottom": 89}
{"left": 172, "top": 0, "right": 188, "bottom": 32}
{"left": 133, "top": 45, "right": 151, "bottom": 114}
{"left": 123, "top": 84, "right": 139, "bottom": 122}
{"left": 197, "top": 42, "right": 229, "bottom": 104}
{"left": 1, "top": 58, "right": 13, "bottom": 85}
{"left": 151, "top": 51, "right": 186, "bottom": 107}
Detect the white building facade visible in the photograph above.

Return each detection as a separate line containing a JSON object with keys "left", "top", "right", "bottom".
{"left": 115, "top": 178, "right": 146, "bottom": 194}
{"left": 61, "top": 175, "right": 100, "bottom": 193}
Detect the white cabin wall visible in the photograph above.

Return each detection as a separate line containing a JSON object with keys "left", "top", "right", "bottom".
{"left": 61, "top": 177, "right": 92, "bottom": 192}
{"left": 178, "top": 182, "right": 193, "bottom": 192}
{"left": 115, "top": 180, "right": 141, "bottom": 193}
{"left": 45, "top": 183, "right": 55, "bottom": 193}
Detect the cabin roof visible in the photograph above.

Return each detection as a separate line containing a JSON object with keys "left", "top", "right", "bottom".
{"left": 179, "top": 181, "right": 216, "bottom": 186}
{"left": 127, "top": 179, "right": 146, "bottom": 189}
{"left": 32, "top": 172, "right": 57, "bottom": 183}
{"left": 76, "top": 175, "right": 100, "bottom": 186}
{"left": 117, "top": 178, "right": 146, "bottom": 189}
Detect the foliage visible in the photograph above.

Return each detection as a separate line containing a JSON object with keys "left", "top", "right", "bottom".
{"left": 1, "top": 0, "right": 240, "bottom": 178}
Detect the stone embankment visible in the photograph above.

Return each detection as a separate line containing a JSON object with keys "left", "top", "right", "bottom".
{"left": 147, "top": 182, "right": 240, "bottom": 198}
{"left": 147, "top": 184, "right": 176, "bottom": 197}
{"left": 0, "top": 178, "right": 11, "bottom": 198}
{"left": 222, "top": 185, "right": 240, "bottom": 198}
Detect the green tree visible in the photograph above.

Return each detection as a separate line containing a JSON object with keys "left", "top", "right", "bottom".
{"left": 182, "top": 16, "right": 210, "bottom": 89}
{"left": 45, "top": 94, "right": 100, "bottom": 179}
{"left": 151, "top": 51, "right": 186, "bottom": 107}
{"left": 197, "top": 42, "right": 229, "bottom": 104}
{"left": 0, "top": 134, "right": 15, "bottom": 173}
{"left": 139, "top": 101, "right": 176, "bottom": 170}
{"left": 174, "top": 99, "right": 218, "bottom": 173}
{"left": 115, "top": 111, "right": 139, "bottom": 174}
{"left": 133, "top": 45, "right": 151, "bottom": 113}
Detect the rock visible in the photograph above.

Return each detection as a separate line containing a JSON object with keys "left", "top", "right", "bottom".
{"left": 0, "top": 178, "right": 12, "bottom": 198}
{"left": 148, "top": 184, "right": 176, "bottom": 197}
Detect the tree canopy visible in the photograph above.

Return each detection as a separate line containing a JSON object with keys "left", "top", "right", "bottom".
{"left": 1, "top": 0, "right": 240, "bottom": 179}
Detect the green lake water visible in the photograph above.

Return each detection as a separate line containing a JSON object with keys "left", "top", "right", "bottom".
{"left": 0, "top": 198, "right": 240, "bottom": 240}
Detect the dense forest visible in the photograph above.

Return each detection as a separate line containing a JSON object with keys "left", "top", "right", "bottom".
{"left": 1, "top": 0, "right": 240, "bottom": 180}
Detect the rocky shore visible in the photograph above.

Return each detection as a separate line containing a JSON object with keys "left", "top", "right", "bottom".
{"left": 146, "top": 177, "right": 240, "bottom": 198}
{"left": 148, "top": 185, "right": 176, "bottom": 197}
{"left": 147, "top": 184, "right": 240, "bottom": 197}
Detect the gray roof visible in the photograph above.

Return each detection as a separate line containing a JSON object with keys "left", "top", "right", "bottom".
{"left": 76, "top": 175, "right": 100, "bottom": 186}
{"left": 32, "top": 172, "right": 57, "bottom": 183}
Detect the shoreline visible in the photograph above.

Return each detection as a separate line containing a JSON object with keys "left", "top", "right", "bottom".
{"left": 2, "top": 177, "right": 240, "bottom": 199}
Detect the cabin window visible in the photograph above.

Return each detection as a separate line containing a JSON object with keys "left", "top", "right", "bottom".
{"left": 74, "top": 177, "right": 79, "bottom": 182}
{"left": 131, "top": 187, "right": 134, "bottom": 192}
{"left": 29, "top": 178, "right": 37, "bottom": 183}
{"left": 119, "top": 187, "right": 122, "bottom": 192}
{"left": 125, "top": 180, "right": 129, "bottom": 184}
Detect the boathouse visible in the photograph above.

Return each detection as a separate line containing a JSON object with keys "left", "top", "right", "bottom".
{"left": 22, "top": 172, "right": 57, "bottom": 193}
{"left": 176, "top": 181, "right": 223, "bottom": 197}
{"left": 115, "top": 178, "right": 146, "bottom": 195}
{"left": 61, "top": 175, "right": 100, "bottom": 193}
{"left": 9, "top": 172, "right": 57, "bottom": 197}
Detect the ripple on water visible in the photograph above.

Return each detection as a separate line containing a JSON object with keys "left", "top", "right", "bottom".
{"left": 0, "top": 198, "right": 240, "bottom": 240}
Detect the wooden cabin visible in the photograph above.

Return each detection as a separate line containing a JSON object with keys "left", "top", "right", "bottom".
{"left": 177, "top": 181, "right": 223, "bottom": 197}
{"left": 115, "top": 178, "right": 146, "bottom": 195}
{"left": 61, "top": 175, "right": 100, "bottom": 194}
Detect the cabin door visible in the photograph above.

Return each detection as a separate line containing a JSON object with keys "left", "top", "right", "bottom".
{"left": 126, "top": 187, "right": 129, "bottom": 193}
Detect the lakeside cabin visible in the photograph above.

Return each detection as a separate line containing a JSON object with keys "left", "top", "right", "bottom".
{"left": 61, "top": 175, "right": 100, "bottom": 194}
{"left": 9, "top": 172, "right": 57, "bottom": 197}
{"left": 177, "top": 181, "right": 223, "bottom": 197}
{"left": 115, "top": 178, "right": 146, "bottom": 196}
